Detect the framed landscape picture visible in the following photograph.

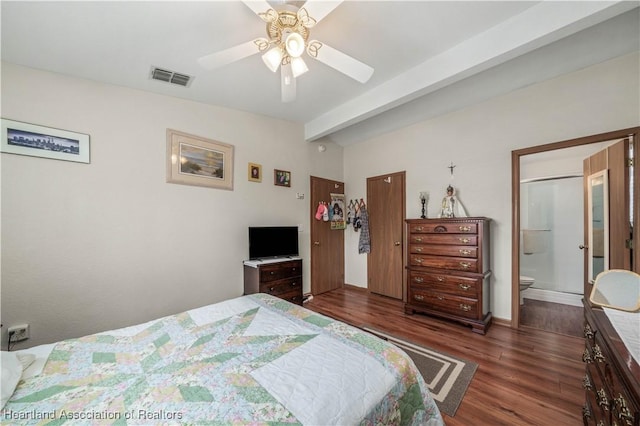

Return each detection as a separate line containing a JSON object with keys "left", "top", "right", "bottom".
{"left": 166, "top": 129, "right": 234, "bottom": 190}
{"left": 1, "top": 118, "right": 90, "bottom": 163}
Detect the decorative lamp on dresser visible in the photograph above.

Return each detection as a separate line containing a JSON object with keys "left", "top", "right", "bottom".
{"left": 405, "top": 217, "right": 492, "bottom": 334}
{"left": 243, "top": 258, "right": 303, "bottom": 305}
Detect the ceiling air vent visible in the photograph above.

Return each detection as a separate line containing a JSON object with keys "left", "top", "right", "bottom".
{"left": 150, "top": 67, "right": 193, "bottom": 87}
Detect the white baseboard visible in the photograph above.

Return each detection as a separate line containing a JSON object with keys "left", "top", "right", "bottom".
{"left": 523, "top": 288, "right": 583, "bottom": 307}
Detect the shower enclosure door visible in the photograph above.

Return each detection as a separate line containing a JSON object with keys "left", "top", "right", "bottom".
{"left": 520, "top": 177, "right": 584, "bottom": 296}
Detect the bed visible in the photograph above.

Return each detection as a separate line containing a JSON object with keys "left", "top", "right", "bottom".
{"left": 1, "top": 293, "right": 443, "bottom": 425}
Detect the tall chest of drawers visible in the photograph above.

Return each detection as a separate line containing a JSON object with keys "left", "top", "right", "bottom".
{"left": 582, "top": 304, "right": 640, "bottom": 425}
{"left": 405, "top": 217, "right": 492, "bottom": 334}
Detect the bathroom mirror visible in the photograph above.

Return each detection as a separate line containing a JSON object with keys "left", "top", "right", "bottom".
{"left": 587, "top": 170, "right": 609, "bottom": 283}
{"left": 590, "top": 269, "right": 640, "bottom": 311}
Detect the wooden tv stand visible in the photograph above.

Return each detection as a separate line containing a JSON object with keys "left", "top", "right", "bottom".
{"left": 243, "top": 258, "right": 303, "bottom": 305}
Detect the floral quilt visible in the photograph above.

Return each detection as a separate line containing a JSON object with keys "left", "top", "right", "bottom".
{"left": 2, "top": 294, "right": 442, "bottom": 425}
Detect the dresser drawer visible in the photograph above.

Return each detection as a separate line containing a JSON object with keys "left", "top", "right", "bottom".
{"left": 410, "top": 254, "right": 479, "bottom": 272}
{"left": 587, "top": 365, "right": 611, "bottom": 423}
{"left": 277, "top": 289, "right": 304, "bottom": 305}
{"left": 409, "top": 222, "right": 477, "bottom": 234}
{"left": 408, "top": 288, "right": 479, "bottom": 319}
{"left": 410, "top": 244, "right": 477, "bottom": 258}
{"left": 595, "top": 332, "right": 640, "bottom": 425}
{"left": 260, "top": 277, "right": 302, "bottom": 297}
{"left": 259, "top": 261, "right": 302, "bottom": 282}
{"left": 409, "top": 271, "right": 480, "bottom": 297}
{"left": 409, "top": 233, "right": 478, "bottom": 246}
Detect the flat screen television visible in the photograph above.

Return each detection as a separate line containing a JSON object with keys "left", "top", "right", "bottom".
{"left": 248, "top": 226, "right": 299, "bottom": 260}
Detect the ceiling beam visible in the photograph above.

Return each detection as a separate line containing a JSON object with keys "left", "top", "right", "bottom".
{"left": 304, "top": 1, "right": 637, "bottom": 142}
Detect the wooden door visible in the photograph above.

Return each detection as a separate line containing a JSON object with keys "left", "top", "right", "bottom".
{"left": 310, "top": 176, "right": 345, "bottom": 295}
{"left": 366, "top": 171, "right": 406, "bottom": 299}
{"left": 583, "top": 138, "right": 632, "bottom": 297}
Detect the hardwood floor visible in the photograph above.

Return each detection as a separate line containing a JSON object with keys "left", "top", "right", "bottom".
{"left": 305, "top": 287, "right": 585, "bottom": 426}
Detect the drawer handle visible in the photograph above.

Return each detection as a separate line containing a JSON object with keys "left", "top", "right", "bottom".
{"left": 270, "top": 271, "right": 275, "bottom": 275}
{"left": 437, "top": 276, "right": 445, "bottom": 282}
{"left": 459, "top": 226, "right": 471, "bottom": 232}
{"left": 459, "top": 249, "right": 471, "bottom": 255}
{"left": 459, "top": 237, "right": 470, "bottom": 243}
{"left": 291, "top": 282, "right": 298, "bottom": 287}
{"left": 269, "top": 287, "right": 275, "bottom": 292}
{"left": 584, "top": 324, "right": 594, "bottom": 339}
{"left": 414, "top": 258, "right": 423, "bottom": 264}
{"left": 413, "top": 277, "right": 424, "bottom": 283}
{"left": 582, "top": 374, "right": 592, "bottom": 391}
{"left": 596, "top": 389, "right": 609, "bottom": 411}
{"left": 414, "top": 295, "right": 424, "bottom": 301}
{"left": 582, "top": 404, "right": 592, "bottom": 420}
{"left": 614, "top": 394, "right": 633, "bottom": 424}
{"left": 582, "top": 404, "right": 591, "bottom": 419}
{"left": 459, "top": 262, "right": 471, "bottom": 269}
{"left": 458, "top": 284, "right": 471, "bottom": 291}
{"left": 415, "top": 247, "right": 423, "bottom": 252}
{"left": 459, "top": 304, "right": 472, "bottom": 312}
{"left": 593, "top": 345, "right": 605, "bottom": 363}
{"left": 434, "top": 225, "right": 447, "bottom": 233}
{"left": 582, "top": 348, "right": 593, "bottom": 364}
{"left": 414, "top": 237, "right": 423, "bottom": 242}
{"left": 415, "top": 226, "right": 424, "bottom": 232}
{"left": 437, "top": 296, "right": 444, "bottom": 300}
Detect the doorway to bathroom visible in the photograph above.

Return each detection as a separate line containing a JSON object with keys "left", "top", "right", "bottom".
{"left": 518, "top": 174, "right": 584, "bottom": 336}
{"left": 511, "top": 127, "right": 639, "bottom": 336}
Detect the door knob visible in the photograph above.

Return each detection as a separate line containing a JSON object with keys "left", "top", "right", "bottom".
{"left": 394, "top": 241, "right": 401, "bottom": 246}
{"left": 314, "top": 241, "right": 320, "bottom": 246}
{"left": 579, "top": 244, "right": 588, "bottom": 250}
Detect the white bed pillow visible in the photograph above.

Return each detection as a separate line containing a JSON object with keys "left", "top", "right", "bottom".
{"left": 16, "top": 353, "right": 35, "bottom": 371}
{"left": 1, "top": 351, "right": 23, "bottom": 409}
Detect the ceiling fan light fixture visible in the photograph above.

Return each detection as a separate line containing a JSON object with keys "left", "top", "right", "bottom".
{"left": 262, "top": 47, "right": 283, "bottom": 72}
{"left": 291, "top": 57, "right": 308, "bottom": 78}
{"left": 285, "top": 32, "right": 305, "bottom": 58}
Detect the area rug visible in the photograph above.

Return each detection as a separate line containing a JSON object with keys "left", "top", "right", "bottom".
{"left": 362, "top": 326, "right": 477, "bottom": 417}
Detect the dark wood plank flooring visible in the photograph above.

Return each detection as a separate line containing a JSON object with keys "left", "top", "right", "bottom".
{"left": 305, "top": 286, "right": 585, "bottom": 426}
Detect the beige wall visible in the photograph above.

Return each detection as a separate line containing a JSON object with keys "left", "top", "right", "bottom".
{"left": 0, "top": 62, "right": 343, "bottom": 348}
{"left": 2, "top": 51, "right": 638, "bottom": 347}
{"left": 342, "top": 52, "right": 640, "bottom": 321}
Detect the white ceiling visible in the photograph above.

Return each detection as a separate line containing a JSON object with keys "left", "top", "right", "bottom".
{"left": 2, "top": 1, "right": 639, "bottom": 146}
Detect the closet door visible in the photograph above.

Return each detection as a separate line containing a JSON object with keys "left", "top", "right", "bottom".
{"left": 310, "top": 176, "right": 345, "bottom": 295}
{"left": 366, "top": 171, "right": 405, "bottom": 299}
{"left": 583, "top": 138, "right": 632, "bottom": 297}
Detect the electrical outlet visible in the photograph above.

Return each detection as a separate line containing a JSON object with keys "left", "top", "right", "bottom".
{"left": 8, "top": 324, "right": 30, "bottom": 342}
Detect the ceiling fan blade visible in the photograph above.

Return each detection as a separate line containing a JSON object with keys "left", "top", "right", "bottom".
{"left": 241, "top": 0, "right": 278, "bottom": 22}
{"left": 281, "top": 63, "right": 296, "bottom": 103}
{"left": 306, "top": 40, "right": 374, "bottom": 83}
{"left": 298, "top": 0, "right": 343, "bottom": 27}
{"left": 197, "top": 39, "right": 267, "bottom": 70}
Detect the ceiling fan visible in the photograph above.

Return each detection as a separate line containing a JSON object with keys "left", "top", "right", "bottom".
{"left": 197, "top": 0, "right": 374, "bottom": 102}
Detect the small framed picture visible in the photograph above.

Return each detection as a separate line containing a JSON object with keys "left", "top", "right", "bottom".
{"left": 166, "top": 129, "right": 234, "bottom": 190}
{"left": 274, "top": 169, "right": 291, "bottom": 187}
{"left": 1, "top": 118, "right": 90, "bottom": 163}
{"left": 248, "top": 162, "right": 262, "bottom": 182}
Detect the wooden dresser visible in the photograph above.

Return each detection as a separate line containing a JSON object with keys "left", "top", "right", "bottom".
{"left": 243, "top": 259, "right": 303, "bottom": 305}
{"left": 582, "top": 303, "right": 640, "bottom": 425}
{"left": 404, "top": 217, "right": 492, "bottom": 334}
